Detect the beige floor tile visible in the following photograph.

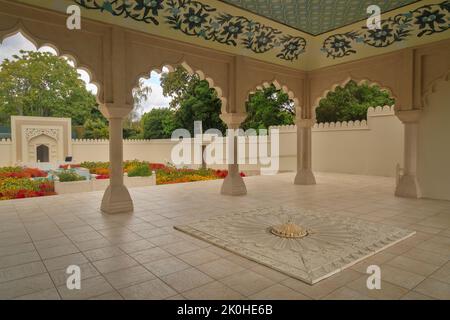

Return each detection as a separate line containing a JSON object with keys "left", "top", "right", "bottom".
{"left": 90, "top": 291, "right": 123, "bottom": 300}
{"left": 400, "top": 291, "right": 435, "bottom": 300}
{"left": 49, "top": 262, "right": 100, "bottom": 286}
{"left": 143, "top": 256, "right": 190, "bottom": 277}
{"left": 119, "top": 278, "right": 177, "bottom": 300}
{"left": 282, "top": 269, "right": 362, "bottom": 300}
{"left": 37, "top": 243, "right": 80, "bottom": 260}
{"left": 220, "top": 270, "right": 275, "bottom": 297}
{"left": 163, "top": 241, "right": 201, "bottom": 255}
{"left": 14, "top": 288, "right": 61, "bottom": 300}
{"left": 0, "top": 251, "right": 41, "bottom": 269}
{"left": 183, "top": 281, "right": 244, "bottom": 300}
{"left": 387, "top": 256, "right": 440, "bottom": 276}
{"left": 0, "top": 243, "right": 35, "bottom": 258}
{"left": 57, "top": 275, "right": 114, "bottom": 300}
{"left": 92, "top": 255, "right": 138, "bottom": 274}
{"left": 414, "top": 278, "right": 450, "bottom": 300}
{"left": 378, "top": 264, "right": 426, "bottom": 290}
{"left": 83, "top": 246, "right": 124, "bottom": 262}
{"left": 104, "top": 265, "right": 155, "bottom": 289}
{"left": 161, "top": 267, "right": 214, "bottom": 293}
{"left": 402, "top": 247, "right": 448, "bottom": 267}
{"left": 129, "top": 247, "right": 172, "bottom": 264}
{"left": 117, "top": 239, "right": 154, "bottom": 254}
{"left": 44, "top": 253, "right": 88, "bottom": 272}
{"left": 430, "top": 262, "right": 450, "bottom": 284}
{"left": 346, "top": 275, "right": 409, "bottom": 299}
{"left": 0, "top": 261, "right": 47, "bottom": 283}
{"left": 0, "top": 273, "right": 54, "bottom": 299}
{"left": 250, "top": 284, "right": 310, "bottom": 300}
{"left": 196, "top": 258, "right": 245, "bottom": 279}
{"left": 177, "top": 249, "right": 220, "bottom": 266}
{"left": 323, "top": 287, "right": 373, "bottom": 300}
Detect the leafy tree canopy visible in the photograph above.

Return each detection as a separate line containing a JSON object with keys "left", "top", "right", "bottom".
{"left": 141, "top": 108, "right": 177, "bottom": 139}
{"left": 315, "top": 80, "right": 395, "bottom": 123}
{"left": 83, "top": 118, "right": 109, "bottom": 139}
{"left": 242, "top": 84, "right": 294, "bottom": 131}
{"left": 159, "top": 67, "right": 225, "bottom": 136}
{"left": 0, "top": 50, "right": 99, "bottom": 126}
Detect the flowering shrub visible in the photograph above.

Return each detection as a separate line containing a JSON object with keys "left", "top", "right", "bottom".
{"left": 127, "top": 164, "right": 152, "bottom": 177}
{"left": 95, "top": 174, "right": 110, "bottom": 180}
{"left": 59, "top": 164, "right": 81, "bottom": 169}
{"left": 56, "top": 170, "right": 87, "bottom": 182}
{"left": 0, "top": 167, "right": 47, "bottom": 179}
{"left": 0, "top": 177, "right": 55, "bottom": 200}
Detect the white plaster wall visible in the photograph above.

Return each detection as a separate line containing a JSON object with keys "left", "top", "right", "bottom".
{"left": 0, "top": 107, "right": 404, "bottom": 179}
{"left": 0, "top": 140, "right": 12, "bottom": 166}
{"left": 418, "top": 80, "right": 450, "bottom": 201}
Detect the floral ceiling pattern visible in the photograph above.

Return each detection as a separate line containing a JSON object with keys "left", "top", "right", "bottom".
{"left": 321, "top": 0, "right": 450, "bottom": 59}
{"left": 221, "top": 0, "right": 421, "bottom": 36}
{"left": 74, "top": 0, "right": 307, "bottom": 62}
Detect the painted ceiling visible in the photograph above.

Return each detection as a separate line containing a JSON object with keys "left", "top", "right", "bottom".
{"left": 220, "top": 0, "right": 421, "bottom": 35}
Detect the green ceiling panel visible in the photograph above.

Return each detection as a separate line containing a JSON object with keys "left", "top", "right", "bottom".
{"left": 220, "top": 0, "right": 421, "bottom": 35}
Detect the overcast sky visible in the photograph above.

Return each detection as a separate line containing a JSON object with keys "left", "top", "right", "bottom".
{"left": 0, "top": 32, "right": 171, "bottom": 115}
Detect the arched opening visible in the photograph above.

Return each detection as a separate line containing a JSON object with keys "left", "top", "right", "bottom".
{"left": 133, "top": 63, "right": 226, "bottom": 141}
{"left": 312, "top": 79, "right": 401, "bottom": 178}
{"left": 242, "top": 82, "right": 297, "bottom": 131}
{"left": 36, "top": 144, "right": 49, "bottom": 163}
{"left": 0, "top": 31, "right": 102, "bottom": 144}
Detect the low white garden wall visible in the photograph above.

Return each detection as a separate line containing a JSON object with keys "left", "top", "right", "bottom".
{"left": 0, "top": 106, "right": 404, "bottom": 177}
{"left": 55, "top": 175, "right": 156, "bottom": 194}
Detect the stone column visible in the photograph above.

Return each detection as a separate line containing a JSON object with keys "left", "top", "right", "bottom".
{"left": 100, "top": 105, "right": 134, "bottom": 214}
{"left": 220, "top": 113, "right": 247, "bottom": 196}
{"left": 395, "top": 110, "right": 421, "bottom": 198}
{"left": 294, "top": 118, "right": 316, "bottom": 185}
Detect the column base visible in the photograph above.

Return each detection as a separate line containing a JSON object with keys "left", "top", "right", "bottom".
{"left": 101, "top": 185, "right": 134, "bottom": 214}
{"left": 395, "top": 174, "right": 421, "bottom": 198}
{"left": 294, "top": 169, "right": 316, "bottom": 185}
{"left": 220, "top": 175, "right": 247, "bottom": 196}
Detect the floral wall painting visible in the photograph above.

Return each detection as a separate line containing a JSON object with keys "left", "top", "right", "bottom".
{"left": 73, "top": 1, "right": 449, "bottom": 62}
{"left": 321, "top": 0, "right": 450, "bottom": 59}
{"left": 74, "top": 0, "right": 307, "bottom": 62}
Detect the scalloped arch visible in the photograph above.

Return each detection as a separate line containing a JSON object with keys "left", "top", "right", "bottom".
{"left": 132, "top": 60, "right": 227, "bottom": 115}
{"left": 246, "top": 79, "right": 300, "bottom": 115}
{"left": 0, "top": 27, "right": 103, "bottom": 105}
{"left": 312, "top": 77, "right": 397, "bottom": 120}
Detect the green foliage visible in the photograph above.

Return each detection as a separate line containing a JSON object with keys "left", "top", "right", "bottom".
{"left": 56, "top": 170, "right": 86, "bottom": 182}
{"left": 242, "top": 85, "right": 295, "bottom": 131}
{"left": 315, "top": 80, "right": 395, "bottom": 123}
{"left": 0, "top": 50, "right": 98, "bottom": 126}
{"left": 158, "top": 67, "right": 226, "bottom": 136}
{"left": 79, "top": 161, "right": 109, "bottom": 174}
{"left": 173, "top": 80, "right": 226, "bottom": 135}
{"left": 83, "top": 119, "right": 109, "bottom": 139}
{"left": 127, "top": 164, "right": 152, "bottom": 177}
{"left": 141, "top": 108, "right": 177, "bottom": 139}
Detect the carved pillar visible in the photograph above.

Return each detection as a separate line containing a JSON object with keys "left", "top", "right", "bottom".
{"left": 220, "top": 113, "right": 247, "bottom": 196}
{"left": 395, "top": 110, "right": 422, "bottom": 198}
{"left": 294, "top": 118, "right": 316, "bottom": 185}
{"left": 100, "top": 104, "right": 134, "bottom": 214}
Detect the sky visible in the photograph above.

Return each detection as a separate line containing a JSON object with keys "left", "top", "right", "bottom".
{"left": 0, "top": 32, "right": 171, "bottom": 115}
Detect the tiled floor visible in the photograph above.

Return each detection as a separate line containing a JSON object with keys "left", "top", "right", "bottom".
{"left": 0, "top": 172, "right": 449, "bottom": 300}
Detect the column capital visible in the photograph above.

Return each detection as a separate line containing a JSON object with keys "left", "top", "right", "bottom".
{"left": 395, "top": 109, "right": 421, "bottom": 123}
{"left": 296, "top": 118, "right": 315, "bottom": 128}
{"left": 100, "top": 103, "right": 133, "bottom": 119}
{"left": 220, "top": 112, "right": 247, "bottom": 129}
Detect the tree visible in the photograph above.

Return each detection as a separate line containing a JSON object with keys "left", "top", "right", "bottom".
{"left": 315, "top": 80, "right": 395, "bottom": 123}
{"left": 159, "top": 67, "right": 225, "bottom": 135}
{"left": 242, "top": 84, "right": 295, "bottom": 131}
{"left": 83, "top": 119, "right": 109, "bottom": 139}
{"left": 0, "top": 50, "right": 98, "bottom": 126}
{"left": 141, "top": 108, "right": 177, "bottom": 139}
